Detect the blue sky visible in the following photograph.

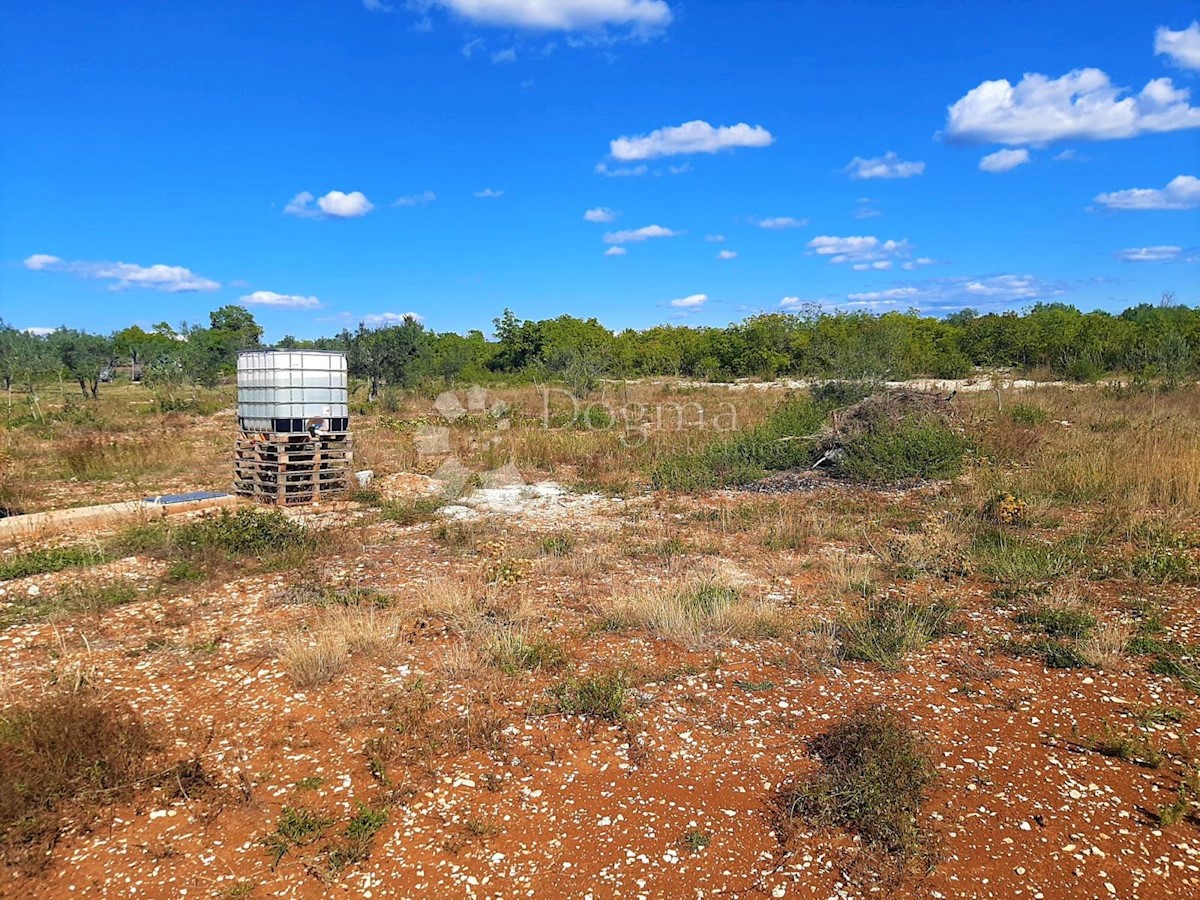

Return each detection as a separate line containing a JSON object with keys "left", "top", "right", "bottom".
{"left": 2, "top": 0, "right": 1198, "bottom": 341}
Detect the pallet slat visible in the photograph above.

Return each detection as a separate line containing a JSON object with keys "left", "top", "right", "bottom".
{"left": 232, "top": 429, "right": 353, "bottom": 506}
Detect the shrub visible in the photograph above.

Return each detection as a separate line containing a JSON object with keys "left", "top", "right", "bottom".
{"left": 1015, "top": 602, "right": 1096, "bottom": 639}
{"left": 486, "top": 629, "right": 567, "bottom": 674}
{"left": 1008, "top": 404, "right": 1048, "bottom": 426}
{"left": 810, "top": 381, "right": 878, "bottom": 408}
{"left": 777, "top": 706, "right": 936, "bottom": 859}
{"left": 837, "top": 598, "right": 955, "bottom": 669}
{"left": 379, "top": 497, "right": 446, "bottom": 525}
{"left": 0, "top": 694, "right": 155, "bottom": 869}
{"left": 831, "top": 418, "right": 968, "bottom": 483}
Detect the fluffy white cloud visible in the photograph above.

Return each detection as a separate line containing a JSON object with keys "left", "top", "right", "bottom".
{"left": 491, "top": 48, "right": 517, "bottom": 63}
{"left": 843, "top": 151, "right": 925, "bottom": 179}
{"left": 363, "top": 0, "right": 391, "bottom": 11}
{"left": 901, "top": 257, "right": 936, "bottom": 271}
{"left": 594, "top": 162, "right": 648, "bottom": 177}
{"left": 603, "top": 224, "right": 682, "bottom": 244}
{"left": 807, "top": 235, "right": 913, "bottom": 267}
{"left": 362, "top": 312, "right": 424, "bottom": 326}
{"left": 393, "top": 190, "right": 437, "bottom": 207}
{"left": 603, "top": 246, "right": 627, "bottom": 256}
{"left": 427, "top": 0, "right": 672, "bottom": 32}
{"left": 1156, "top": 21, "right": 1200, "bottom": 70}
{"left": 23, "top": 254, "right": 219, "bottom": 292}
{"left": 473, "top": 187, "right": 505, "bottom": 198}
{"left": 1094, "top": 174, "right": 1200, "bottom": 210}
{"left": 669, "top": 293, "right": 707, "bottom": 308}
{"left": 847, "top": 274, "right": 1066, "bottom": 310}
{"left": 1115, "top": 246, "right": 1184, "bottom": 262}
{"left": 716, "top": 249, "right": 737, "bottom": 260}
{"left": 610, "top": 120, "right": 774, "bottom": 161}
{"left": 584, "top": 206, "right": 618, "bottom": 223}
{"left": 945, "top": 68, "right": 1200, "bottom": 144}
{"left": 979, "top": 148, "right": 1031, "bottom": 172}
{"left": 285, "top": 190, "right": 375, "bottom": 219}
{"left": 240, "top": 291, "right": 321, "bottom": 309}
{"left": 23, "top": 326, "right": 57, "bottom": 336}
{"left": 758, "top": 216, "right": 806, "bottom": 230}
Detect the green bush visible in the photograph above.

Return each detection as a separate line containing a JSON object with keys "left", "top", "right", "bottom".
{"left": 831, "top": 418, "right": 968, "bottom": 483}
{"left": 174, "top": 508, "right": 310, "bottom": 557}
{"left": 837, "top": 598, "right": 955, "bottom": 669}
{"left": 1008, "top": 404, "right": 1048, "bottom": 426}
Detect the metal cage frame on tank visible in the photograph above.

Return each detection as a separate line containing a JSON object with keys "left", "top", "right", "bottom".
{"left": 233, "top": 350, "right": 353, "bottom": 505}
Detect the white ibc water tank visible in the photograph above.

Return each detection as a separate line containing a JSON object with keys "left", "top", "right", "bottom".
{"left": 236, "top": 350, "right": 349, "bottom": 434}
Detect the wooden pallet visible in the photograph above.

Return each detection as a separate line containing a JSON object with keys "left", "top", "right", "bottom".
{"left": 232, "top": 430, "right": 353, "bottom": 506}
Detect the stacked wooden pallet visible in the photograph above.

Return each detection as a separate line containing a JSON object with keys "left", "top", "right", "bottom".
{"left": 233, "top": 431, "right": 353, "bottom": 505}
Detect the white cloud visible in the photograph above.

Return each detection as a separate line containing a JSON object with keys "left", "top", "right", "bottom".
{"left": 843, "top": 151, "right": 925, "bottom": 179}
{"left": 584, "top": 206, "right": 618, "bottom": 223}
{"left": 362, "top": 312, "right": 424, "bottom": 326}
{"left": 779, "top": 296, "right": 805, "bottom": 310}
{"left": 363, "top": 0, "right": 392, "bottom": 11}
{"left": 23, "top": 254, "right": 219, "bottom": 292}
{"left": 669, "top": 293, "right": 707, "bottom": 308}
{"left": 462, "top": 38, "right": 485, "bottom": 57}
{"left": 1053, "top": 149, "right": 1078, "bottom": 161}
{"left": 945, "top": 68, "right": 1200, "bottom": 144}
{"left": 426, "top": 0, "right": 672, "bottom": 32}
{"left": 705, "top": 234, "right": 725, "bottom": 242}
{"left": 1156, "top": 21, "right": 1200, "bottom": 70}
{"left": 393, "top": 190, "right": 437, "bottom": 207}
{"left": 847, "top": 274, "right": 1066, "bottom": 310}
{"left": 491, "top": 48, "right": 517, "bottom": 64}
{"left": 603, "top": 224, "right": 682, "bottom": 244}
{"left": 285, "top": 190, "right": 375, "bottom": 219}
{"left": 22, "top": 326, "right": 56, "bottom": 336}
{"left": 716, "top": 249, "right": 737, "bottom": 260}
{"left": 594, "top": 162, "right": 648, "bottom": 177}
{"left": 854, "top": 205, "right": 882, "bottom": 219}
{"left": 979, "top": 147, "right": 1031, "bottom": 172}
{"left": 23, "top": 253, "right": 62, "bottom": 271}
{"left": 240, "top": 290, "right": 321, "bottom": 309}
{"left": 757, "top": 216, "right": 807, "bottom": 230}
{"left": 668, "top": 163, "right": 693, "bottom": 175}
{"left": 901, "top": 257, "right": 936, "bottom": 271}
{"left": 473, "top": 187, "right": 505, "bottom": 198}
{"left": 603, "top": 246, "right": 627, "bottom": 256}
{"left": 1094, "top": 174, "right": 1200, "bottom": 210}
{"left": 1115, "top": 245, "right": 1183, "bottom": 262}
{"left": 807, "top": 235, "right": 913, "bottom": 267}
{"left": 610, "top": 120, "right": 774, "bottom": 161}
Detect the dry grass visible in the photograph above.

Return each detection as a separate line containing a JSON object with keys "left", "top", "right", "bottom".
{"left": 601, "top": 576, "right": 792, "bottom": 648}
{"left": 1077, "top": 622, "right": 1134, "bottom": 670}
{"left": 280, "top": 631, "right": 350, "bottom": 688}
{"left": 819, "top": 550, "right": 880, "bottom": 600}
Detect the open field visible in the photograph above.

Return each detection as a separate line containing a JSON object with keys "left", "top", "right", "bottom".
{"left": 3, "top": 379, "right": 1200, "bottom": 898}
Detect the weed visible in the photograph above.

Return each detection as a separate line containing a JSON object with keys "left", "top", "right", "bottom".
{"left": 175, "top": 508, "right": 309, "bottom": 558}
{"left": 1157, "top": 792, "right": 1193, "bottom": 827}
{"left": 1135, "top": 705, "right": 1186, "bottom": 726}
{"left": 326, "top": 804, "right": 388, "bottom": 873}
{"left": 280, "top": 632, "right": 349, "bottom": 688}
{"left": 837, "top": 598, "right": 955, "bottom": 669}
{"left": 1076, "top": 720, "right": 1164, "bottom": 768}
{"left": 1015, "top": 602, "right": 1096, "bottom": 639}
{"left": 294, "top": 776, "right": 324, "bottom": 791}
{"left": 1008, "top": 404, "right": 1049, "bottom": 426}
{"left": 1131, "top": 548, "right": 1195, "bottom": 584}
{"left": 972, "top": 532, "right": 1073, "bottom": 588}
{"left": 680, "top": 829, "right": 711, "bottom": 853}
{"left": 777, "top": 706, "right": 936, "bottom": 859}
{"left": 544, "top": 673, "right": 628, "bottom": 721}
{"left": 261, "top": 805, "right": 333, "bottom": 868}
{"left": 1151, "top": 656, "right": 1200, "bottom": 693}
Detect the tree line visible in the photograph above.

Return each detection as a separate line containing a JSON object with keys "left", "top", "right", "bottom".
{"left": 2, "top": 297, "right": 1196, "bottom": 406}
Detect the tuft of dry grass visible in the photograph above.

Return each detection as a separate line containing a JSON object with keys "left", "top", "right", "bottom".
{"left": 819, "top": 550, "right": 880, "bottom": 600}
{"left": 280, "top": 631, "right": 350, "bottom": 688}
{"left": 601, "top": 576, "right": 791, "bottom": 648}
{"left": 1077, "top": 622, "right": 1134, "bottom": 670}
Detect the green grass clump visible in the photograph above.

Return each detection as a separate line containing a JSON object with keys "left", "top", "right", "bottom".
{"left": 0, "top": 546, "right": 108, "bottom": 581}
{"left": 1015, "top": 603, "right": 1096, "bottom": 638}
{"left": 831, "top": 418, "right": 968, "bottom": 484}
{"left": 538, "top": 532, "right": 576, "bottom": 557}
{"left": 1006, "top": 637, "right": 1090, "bottom": 669}
{"left": 262, "top": 805, "right": 334, "bottom": 868}
{"left": 1008, "top": 404, "right": 1049, "bottom": 426}
{"left": 778, "top": 706, "right": 936, "bottom": 859}
{"left": 2, "top": 580, "right": 141, "bottom": 627}
{"left": 1131, "top": 548, "right": 1196, "bottom": 584}
{"left": 544, "top": 673, "right": 628, "bottom": 721}
{"left": 326, "top": 804, "right": 388, "bottom": 873}
{"left": 972, "top": 532, "right": 1074, "bottom": 588}
{"left": 836, "top": 598, "right": 955, "bottom": 670}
